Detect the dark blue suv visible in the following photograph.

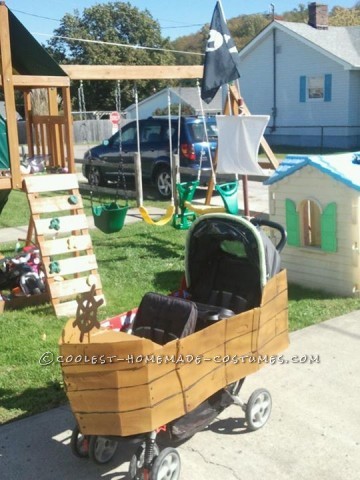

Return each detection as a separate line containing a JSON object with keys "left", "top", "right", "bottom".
{"left": 82, "top": 116, "right": 218, "bottom": 198}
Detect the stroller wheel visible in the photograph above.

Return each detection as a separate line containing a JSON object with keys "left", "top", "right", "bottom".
{"left": 88, "top": 435, "right": 118, "bottom": 464}
{"left": 245, "top": 388, "right": 272, "bottom": 431}
{"left": 70, "top": 426, "right": 90, "bottom": 458}
{"left": 129, "top": 442, "right": 160, "bottom": 480}
{"left": 150, "top": 447, "right": 181, "bottom": 480}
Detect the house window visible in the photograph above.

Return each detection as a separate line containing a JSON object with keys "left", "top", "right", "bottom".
{"left": 308, "top": 76, "right": 324, "bottom": 99}
{"left": 285, "top": 199, "right": 337, "bottom": 252}
{"left": 300, "top": 199, "right": 321, "bottom": 247}
{"left": 299, "top": 74, "right": 332, "bottom": 102}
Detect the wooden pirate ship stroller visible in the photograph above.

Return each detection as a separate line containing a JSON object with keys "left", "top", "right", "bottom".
{"left": 60, "top": 213, "right": 289, "bottom": 479}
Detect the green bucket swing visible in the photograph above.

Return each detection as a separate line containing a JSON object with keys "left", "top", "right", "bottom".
{"left": 92, "top": 201, "right": 129, "bottom": 234}
{"left": 89, "top": 143, "right": 129, "bottom": 234}
{"left": 173, "top": 180, "right": 199, "bottom": 230}
{"left": 89, "top": 81, "right": 129, "bottom": 234}
{"left": 215, "top": 181, "right": 239, "bottom": 215}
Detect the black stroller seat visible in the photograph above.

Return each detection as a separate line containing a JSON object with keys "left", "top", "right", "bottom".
{"left": 131, "top": 292, "right": 198, "bottom": 345}
{"left": 191, "top": 253, "right": 261, "bottom": 316}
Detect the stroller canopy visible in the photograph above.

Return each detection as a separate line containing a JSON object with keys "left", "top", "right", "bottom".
{"left": 185, "top": 214, "right": 281, "bottom": 304}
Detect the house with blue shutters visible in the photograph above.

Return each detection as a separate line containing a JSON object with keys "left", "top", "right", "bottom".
{"left": 265, "top": 152, "right": 360, "bottom": 295}
{"left": 238, "top": 3, "right": 360, "bottom": 150}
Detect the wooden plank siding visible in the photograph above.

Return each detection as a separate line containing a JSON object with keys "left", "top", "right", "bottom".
{"left": 59, "top": 271, "right": 289, "bottom": 436}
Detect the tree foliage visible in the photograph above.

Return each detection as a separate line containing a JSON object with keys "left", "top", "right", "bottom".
{"left": 153, "top": 103, "right": 195, "bottom": 116}
{"left": 46, "top": 1, "right": 176, "bottom": 110}
{"left": 171, "top": 13, "right": 270, "bottom": 62}
{"left": 45, "top": 2, "right": 360, "bottom": 111}
{"left": 171, "top": 3, "right": 360, "bottom": 68}
{"left": 282, "top": 3, "right": 360, "bottom": 26}
{"left": 282, "top": 3, "right": 309, "bottom": 22}
{"left": 329, "top": 6, "right": 360, "bottom": 26}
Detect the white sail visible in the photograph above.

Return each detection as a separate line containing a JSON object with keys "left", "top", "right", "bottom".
{"left": 216, "top": 115, "right": 270, "bottom": 175}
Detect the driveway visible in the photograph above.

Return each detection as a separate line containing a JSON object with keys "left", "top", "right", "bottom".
{"left": 1, "top": 311, "right": 359, "bottom": 480}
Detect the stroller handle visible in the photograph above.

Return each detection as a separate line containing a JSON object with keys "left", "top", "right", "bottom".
{"left": 250, "top": 218, "right": 287, "bottom": 253}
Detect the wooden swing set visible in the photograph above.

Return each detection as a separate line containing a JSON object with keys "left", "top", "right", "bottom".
{"left": 0, "top": 2, "right": 277, "bottom": 316}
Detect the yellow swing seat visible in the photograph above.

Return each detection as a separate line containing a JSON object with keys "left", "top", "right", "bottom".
{"left": 139, "top": 205, "right": 175, "bottom": 226}
{"left": 183, "top": 201, "right": 226, "bottom": 215}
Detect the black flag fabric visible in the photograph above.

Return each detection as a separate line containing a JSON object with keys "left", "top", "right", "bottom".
{"left": 201, "top": 1, "right": 242, "bottom": 104}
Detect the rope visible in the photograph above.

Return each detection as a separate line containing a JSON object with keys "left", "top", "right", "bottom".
{"left": 78, "top": 80, "right": 96, "bottom": 206}
{"left": 167, "top": 88, "right": 175, "bottom": 206}
{"left": 134, "top": 85, "right": 174, "bottom": 226}
{"left": 114, "top": 80, "right": 128, "bottom": 205}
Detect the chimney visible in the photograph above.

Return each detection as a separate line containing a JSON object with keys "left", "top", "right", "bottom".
{"left": 308, "top": 3, "right": 328, "bottom": 30}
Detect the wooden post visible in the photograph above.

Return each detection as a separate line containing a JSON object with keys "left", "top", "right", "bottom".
{"left": 62, "top": 86, "right": 75, "bottom": 173}
{"left": 205, "top": 86, "right": 239, "bottom": 205}
{"left": 48, "top": 87, "right": 62, "bottom": 168}
{"left": 23, "top": 90, "right": 34, "bottom": 158}
{"left": 171, "top": 153, "right": 179, "bottom": 210}
{"left": 242, "top": 176, "right": 250, "bottom": 217}
{"left": 134, "top": 152, "right": 143, "bottom": 207}
{"left": 0, "top": 2, "right": 21, "bottom": 189}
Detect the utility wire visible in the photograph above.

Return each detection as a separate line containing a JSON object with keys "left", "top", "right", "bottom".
{"left": 12, "top": 8, "right": 204, "bottom": 30}
{"left": 34, "top": 32, "right": 205, "bottom": 56}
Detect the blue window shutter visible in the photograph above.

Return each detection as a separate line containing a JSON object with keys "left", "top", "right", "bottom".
{"left": 285, "top": 199, "right": 300, "bottom": 246}
{"left": 299, "top": 76, "right": 306, "bottom": 103}
{"left": 321, "top": 202, "right": 337, "bottom": 252}
{"left": 324, "top": 74, "right": 332, "bottom": 102}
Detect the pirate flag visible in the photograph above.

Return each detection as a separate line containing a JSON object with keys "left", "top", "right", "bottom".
{"left": 201, "top": 1, "right": 242, "bottom": 104}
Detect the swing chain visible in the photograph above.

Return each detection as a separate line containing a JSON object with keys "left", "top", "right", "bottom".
{"left": 115, "top": 80, "right": 128, "bottom": 205}
{"left": 78, "top": 81, "right": 96, "bottom": 206}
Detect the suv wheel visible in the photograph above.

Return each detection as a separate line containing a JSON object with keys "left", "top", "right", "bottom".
{"left": 87, "top": 166, "right": 107, "bottom": 187}
{"left": 154, "top": 166, "right": 172, "bottom": 199}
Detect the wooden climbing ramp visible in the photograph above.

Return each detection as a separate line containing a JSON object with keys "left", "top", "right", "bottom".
{"left": 24, "top": 174, "right": 105, "bottom": 317}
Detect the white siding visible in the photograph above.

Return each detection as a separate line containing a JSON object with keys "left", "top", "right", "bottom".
{"left": 348, "top": 71, "right": 360, "bottom": 125}
{"left": 126, "top": 91, "right": 183, "bottom": 120}
{"left": 239, "top": 27, "right": 350, "bottom": 130}
{"left": 269, "top": 167, "right": 360, "bottom": 296}
{"left": 238, "top": 31, "right": 274, "bottom": 121}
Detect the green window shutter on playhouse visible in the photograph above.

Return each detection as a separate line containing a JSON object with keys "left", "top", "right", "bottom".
{"left": 321, "top": 202, "right": 337, "bottom": 252}
{"left": 285, "top": 199, "right": 300, "bottom": 246}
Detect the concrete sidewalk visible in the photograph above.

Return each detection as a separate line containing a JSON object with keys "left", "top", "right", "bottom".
{"left": 1, "top": 311, "right": 359, "bottom": 480}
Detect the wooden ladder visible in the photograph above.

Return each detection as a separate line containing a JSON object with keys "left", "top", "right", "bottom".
{"left": 24, "top": 174, "right": 105, "bottom": 317}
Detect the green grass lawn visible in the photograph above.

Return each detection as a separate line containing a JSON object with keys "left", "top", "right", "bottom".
{"left": 0, "top": 184, "right": 175, "bottom": 229}
{"left": 0, "top": 155, "right": 359, "bottom": 425}
{"left": 1, "top": 221, "right": 360, "bottom": 425}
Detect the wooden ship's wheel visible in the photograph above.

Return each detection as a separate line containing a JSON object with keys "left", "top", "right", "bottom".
{"left": 72, "top": 284, "right": 104, "bottom": 342}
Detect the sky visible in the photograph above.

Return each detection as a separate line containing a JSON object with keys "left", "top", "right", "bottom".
{"left": 4, "top": 0, "right": 358, "bottom": 44}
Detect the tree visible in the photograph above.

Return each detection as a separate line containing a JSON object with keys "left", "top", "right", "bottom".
{"left": 228, "top": 14, "right": 270, "bottom": 49}
{"left": 282, "top": 3, "right": 308, "bottom": 22}
{"left": 46, "top": 2, "right": 176, "bottom": 110}
{"left": 153, "top": 104, "right": 195, "bottom": 116}
{"left": 329, "top": 6, "right": 360, "bottom": 25}
{"left": 282, "top": 3, "right": 360, "bottom": 26}
{"left": 170, "top": 14, "right": 270, "bottom": 63}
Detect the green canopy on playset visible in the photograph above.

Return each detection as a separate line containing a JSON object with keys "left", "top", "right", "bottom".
{"left": 0, "top": 115, "right": 10, "bottom": 214}
{"left": 0, "top": 115, "right": 9, "bottom": 170}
